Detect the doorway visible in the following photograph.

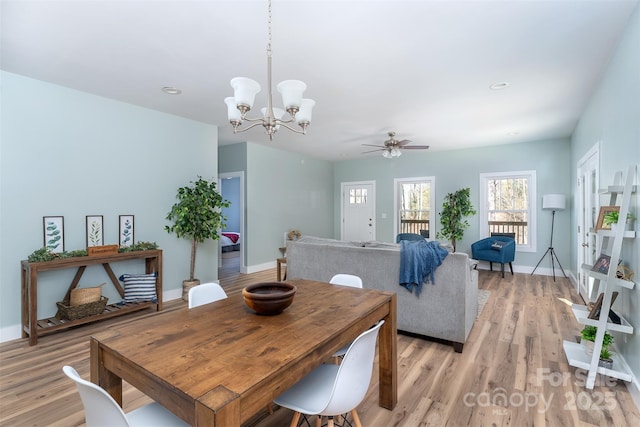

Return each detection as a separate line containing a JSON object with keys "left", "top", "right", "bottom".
{"left": 341, "top": 181, "right": 376, "bottom": 242}
{"left": 577, "top": 144, "right": 599, "bottom": 303}
{"left": 219, "top": 172, "right": 245, "bottom": 276}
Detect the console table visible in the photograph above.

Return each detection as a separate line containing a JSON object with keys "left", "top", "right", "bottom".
{"left": 21, "top": 250, "right": 162, "bottom": 345}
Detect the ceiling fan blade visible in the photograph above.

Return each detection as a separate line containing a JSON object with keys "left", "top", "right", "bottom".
{"left": 361, "top": 144, "right": 385, "bottom": 148}
{"left": 402, "top": 145, "right": 430, "bottom": 150}
{"left": 397, "top": 139, "right": 412, "bottom": 146}
{"left": 361, "top": 148, "right": 385, "bottom": 154}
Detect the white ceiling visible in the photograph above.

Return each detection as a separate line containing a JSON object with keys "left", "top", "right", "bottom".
{"left": 2, "top": 0, "right": 638, "bottom": 161}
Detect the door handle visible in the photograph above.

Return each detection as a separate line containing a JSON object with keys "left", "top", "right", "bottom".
{"left": 582, "top": 243, "right": 589, "bottom": 247}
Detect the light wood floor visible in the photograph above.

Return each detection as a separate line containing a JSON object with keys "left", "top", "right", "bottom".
{"left": 1, "top": 260, "right": 638, "bottom": 426}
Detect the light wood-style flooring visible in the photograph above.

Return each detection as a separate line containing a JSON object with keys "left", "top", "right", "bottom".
{"left": 1, "top": 257, "right": 639, "bottom": 426}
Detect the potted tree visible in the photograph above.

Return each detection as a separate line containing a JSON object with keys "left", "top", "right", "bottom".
{"left": 436, "top": 188, "right": 476, "bottom": 251}
{"left": 580, "top": 325, "right": 614, "bottom": 368}
{"left": 165, "top": 176, "right": 230, "bottom": 300}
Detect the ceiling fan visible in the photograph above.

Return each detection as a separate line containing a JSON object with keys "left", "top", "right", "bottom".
{"left": 361, "top": 132, "right": 430, "bottom": 158}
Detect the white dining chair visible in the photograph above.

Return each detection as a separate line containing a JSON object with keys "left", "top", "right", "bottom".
{"left": 329, "top": 273, "right": 363, "bottom": 288}
{"left": 273, "top": 320, "right": 384, "bottom": 427}
{"left": 188, "top": 281, "right": 227, "bottom": 308}
{"left": 329, "top": 274, "right": 363, "bottom": 360}
{"left": 62, "top": 365, "right": 188, "bottom": 427}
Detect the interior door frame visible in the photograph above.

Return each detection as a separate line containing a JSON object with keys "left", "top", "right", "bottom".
{"left": 218, "top": 171, "right": 246, "bottom": 274}
{"left": 340, "top": 180, "right": 376, "bottom": 241}
{"left": 576, "top": 142, "right": 599, "bottom": 301}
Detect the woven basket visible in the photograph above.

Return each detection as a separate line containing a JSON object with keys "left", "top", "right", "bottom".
{"left": 57, "top": 296, "right": 109, "bottom": 320}
{"left": 70, "top": 284, "right": 105, "bottom": 306}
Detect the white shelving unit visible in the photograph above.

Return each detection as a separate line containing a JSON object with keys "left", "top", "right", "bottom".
{"left": 563, "top": 165, "right": 636, "bottom": 389}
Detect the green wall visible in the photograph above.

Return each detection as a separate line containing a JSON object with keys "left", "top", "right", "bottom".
{"left": 570, "top": 4, "right": 640, "bottom": 389}
{"left": 0, "top": 72, "right": 219, "bottom": 340}
{"left": 219, "top": 142, "right": 334, "bottom": 271}
{"left": 333, "top": 138, "right": 572, "bottom": 269}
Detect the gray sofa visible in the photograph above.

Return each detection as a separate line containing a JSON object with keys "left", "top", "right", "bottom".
{"left": 286, "top": 236, "right": 478, "bottom": 352}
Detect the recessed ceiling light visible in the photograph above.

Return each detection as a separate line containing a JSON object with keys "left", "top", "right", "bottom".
{"left": 162, "top": 86, "right": 182, "bottom": 95}
{"left": 490, "top": 82, "right": 510, "bottom": 90}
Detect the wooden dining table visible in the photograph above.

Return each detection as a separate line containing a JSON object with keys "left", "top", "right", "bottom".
{"left": 90, "top": 278, "right": 397, "bottom": 426}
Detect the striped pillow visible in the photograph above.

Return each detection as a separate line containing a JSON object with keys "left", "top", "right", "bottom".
{"left": 119, "top": 273, "right": 157, "bottom": 302}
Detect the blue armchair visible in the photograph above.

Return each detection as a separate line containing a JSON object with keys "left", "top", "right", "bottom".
{"left": 396, "top": 233, "right": 424, "bottom": 243}
{"left": 471, "top": 235, "right": 516, "bottom": 278}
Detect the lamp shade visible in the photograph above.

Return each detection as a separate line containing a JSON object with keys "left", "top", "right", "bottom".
{"left": 296, "top": 99, "right": 315, "bottom": 125}
{"left": 224, "top": 97, "right": 242, "bottom": 122}
{"left": 542, "top": 194, "right": 566, "bottom": 210}
{"left": 230, "top": 77, "right": 261, "bottom": 109}
{"left": 277, "top": 80, "right": 306, "bottom": 111}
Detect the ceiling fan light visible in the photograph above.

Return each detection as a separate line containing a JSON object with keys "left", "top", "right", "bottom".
{"left": 296, "top": 99, "right": 315, "bottom": 126}
{"left": 230, "top": 77, "right": 261, "bottom": 110}
{"left": 391, "top": 148, "right": 402, "bottom": 157}
{"left": 277, "top": 80, "right": 306, "bottom": 113}
{"left": 382, "top": 150, "right": 391, "bottom": 158}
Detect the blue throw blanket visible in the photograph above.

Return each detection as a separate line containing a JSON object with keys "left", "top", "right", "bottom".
{"left": 399, "top": 240, "right": 449, "bottom": 296}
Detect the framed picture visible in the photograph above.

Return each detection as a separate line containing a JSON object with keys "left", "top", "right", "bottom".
{"left": 86, "top": 215, "right": 104, "bottom": 247}
{"left": 588, "top": 291, "right": 618, "bottom": 319}
{"left": 43, "top": 216, "right": 65, "bottom": 253}
{"left": 595, "top": 206, "right": 620, "bottom": 231}
{"left": 119, "top": 215, "right": 135, "bottom": 247}
{"left": 591, "top": 253, "right": 611, "bottom": 274}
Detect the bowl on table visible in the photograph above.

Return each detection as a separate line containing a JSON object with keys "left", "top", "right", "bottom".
{"left": 242, "top": 282, "right": 297, "bottom": 315}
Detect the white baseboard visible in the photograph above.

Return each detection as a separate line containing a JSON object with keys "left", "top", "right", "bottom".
{"left": 245, "top": 260, "right": 277, "bottom": 274}
{"left": 0, "top": 324, "right": 22, "bottom": 343}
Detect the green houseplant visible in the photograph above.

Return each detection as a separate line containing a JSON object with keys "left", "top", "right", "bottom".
{"left": 436, "top": 188, "right": 476, "bottom": 251}
{"left": 165, "top": 177, "right": 230, "bottom": 300}
{"left": 580, "top": 325, "right": 614, "bottom": 368}
{"left": 603, "top": 210, "right": 635, "bottom": 231}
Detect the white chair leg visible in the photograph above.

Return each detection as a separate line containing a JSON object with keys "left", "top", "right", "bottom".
{"left": 351, "top": 409, "right": 363, "bottom": 427}
{"left": 289, "top": 412, "right": 301, "bottom": 427}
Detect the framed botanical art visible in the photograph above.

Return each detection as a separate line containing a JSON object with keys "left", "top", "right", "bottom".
{"left": 86, "top": 215, "right": 104, "bottom": 247}
{"left": 43, "top": 216, "right": 65, "bottom": 253}
{"left": 595, "top": 206, "right": 619, "bottom": 231}
{"left": 119, "top": 215, "right": 135, "bottom": 247}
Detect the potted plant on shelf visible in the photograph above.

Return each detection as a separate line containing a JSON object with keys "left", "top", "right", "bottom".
{"left": 165, "top": 177, "right": 230, "bottom": 301}
{"left": 580, "top": 325, "right": 614, "bottom": 368}
{"left": 436, "top": 187, "right": 476, "bottom": 252}
{"left": 603, "top": 211, "right": 635, "bottom": 232}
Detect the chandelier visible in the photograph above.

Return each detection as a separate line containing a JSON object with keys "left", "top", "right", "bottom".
{"left": 224, "top": 0, "right": 315, "bottom": 141}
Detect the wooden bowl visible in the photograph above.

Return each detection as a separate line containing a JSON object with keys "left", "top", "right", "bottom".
{"left": 242, "top": 282, "right": 297, "bottom": 315}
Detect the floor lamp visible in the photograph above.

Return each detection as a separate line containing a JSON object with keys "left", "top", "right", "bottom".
{"left": 532, "top": 194, "right": 567, "bottom": 281}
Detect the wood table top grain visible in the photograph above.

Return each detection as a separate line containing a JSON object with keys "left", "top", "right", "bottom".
{"left": 90, "top": 278, "right": 397, "bottom": 426}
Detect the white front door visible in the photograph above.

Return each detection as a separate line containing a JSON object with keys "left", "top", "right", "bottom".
{"left": 577, "top": 145, "right": 599, "bottom": 302}
{"left": 341, "top": 182, "right": 375, "bottom": 242}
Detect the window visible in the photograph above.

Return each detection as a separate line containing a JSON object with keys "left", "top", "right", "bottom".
{"left": 480, "top": 171, "right": 536, "bottom": 252}
{"left": 349, "top": 188, "right": 368, "bottom": 204}
{"left": 394, "top": 177, "right": 435, "bottom": 238}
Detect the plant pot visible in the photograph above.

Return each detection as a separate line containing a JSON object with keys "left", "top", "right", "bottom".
{"left": 599, "top": 358, "right": 613, "bottom": 369}
{"left": 582, "top": 339, "right": 595, "bottom": 356}
{"left": 182, "top": 279, "right": 200, "bottom": 302}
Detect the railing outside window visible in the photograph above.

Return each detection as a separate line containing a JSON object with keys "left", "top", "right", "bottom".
{"left": 488, "top": 220, "right": 527, "bottom": 245}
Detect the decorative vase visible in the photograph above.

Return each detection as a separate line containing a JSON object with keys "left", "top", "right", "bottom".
{"left": 182, "top": 279, "right": 200, "bottom": 302}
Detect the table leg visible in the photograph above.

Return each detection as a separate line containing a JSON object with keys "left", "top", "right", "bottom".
{"left": 196, "top": 386, "right": 241, "bottom": 426}
{"left": 378, "top": 294, "right": 397, "bottom": 410}
{"left": 90, "top": 337, "right": 122, "bottom": 406}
